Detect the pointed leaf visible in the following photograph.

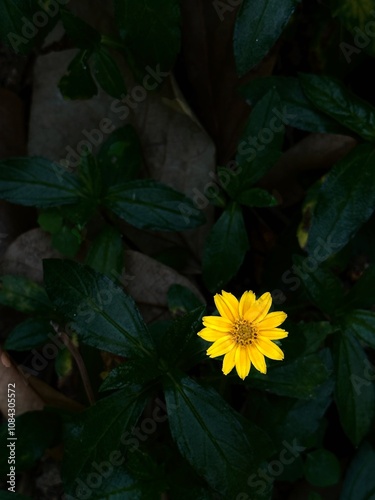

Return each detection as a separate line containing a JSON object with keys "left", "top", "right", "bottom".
{"left": 0, "top": 275, "right": 51, "bottom": 313}
{"left": 5, "top": 318, "right": 55, "bottom": 351}
{"left": 341, "top": 442, "right": 375, "bottom": 500}
{"left": 92, "top": 47, "right": 127, "bottom": 99}
{"left": 59, "top": 50, "right": 98, "bottom": 100}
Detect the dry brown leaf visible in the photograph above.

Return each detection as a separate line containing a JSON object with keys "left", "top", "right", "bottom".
{"left": 124, "top": 249, "right": 205, "bottom": 323}
{"left": 1, "top": 228, "right": 61, "bottom": 283}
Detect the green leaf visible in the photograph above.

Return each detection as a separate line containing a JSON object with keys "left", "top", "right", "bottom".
{"left": 62, "top": 385, "right": 148, "bottom": 496}
{"left": 0, "top": 157, "right": 82, "bottom": 207}
{"left": 306, "top": 144, "right": 375, "bottom": 260}
{"left": 330, "top": 0, "right": 375, "bottom": 59}
{"left": 341, "top": 442, "right": 375, "bottom": 500}
{"left": 164, "top": 373, "right": 272, "bottom": 497}
{"left": 0, "top": 0, "right": 60, "bottom": 55}
{"left": 334, "top": 330, "right": 375, "bottom": 445}
{"left": 203, "top": 202, "right": 249, "bottom": 293}
{"left": 105, "top": 179, "right": 205, "bottom": 232}
{"left": 38, "top": 209, "right": 63, "bottom": 234}
{"left": 342, "top": 265, "right": 375, "bottom": 309}
{"left": 240, "top": 76, "right": 347, "bottom": 133}
{"left": 167, "top": 284, "right": 204, "bottom": 316}
{"left": 113, "top": 0, "right": 181, "bottom": 73}
{"left": 304, "top": 449, "right": 341, "bottom": 487}
{"left": 234, "top": 187, "right": 278, "bottom": 207}
{"left": 100, "top": 361, "right": 160, "bottom": 392}
{"left": 234, "top": 0, "right": 298, "bottom": 76}
{"left": 97, "top": 125, "right": 142, "bottom": 188}
{"left": 228, "top": 90, "right": 284, "bottom": 196}
{"left": 52, "top": 225, "right": 82, "bottom": 258}
{"left": 92, "top": 47, "right": 127, "bottom": 98}
{"left": 60, "top": 9, "right": 100, "bottom": 49}
{"left": 0, "top": 410, "right": 60, "bottom": 476}
{"left": 5, "top": 318, "right": 55, "bottom": 351}
{"left": 85, "top": 226, "right": 124, "bottom": 281}
{"left": 299, "top": 74, "right": 375, "bottom": 142}
{"left": 0, "top": 275, "right": 51, "bottom": 313}
{"left": 43, "top": 259, "right": 156, "bottom": 359}
{"left": 59, "top": 50, "right": 98, "bottom": 100}
{"left": 246, "top": 350, "right": 332, "bottom": 399}
{"left": 292, "top": 255, "right": 344, "bottom": 315}
{"left": 341, "top": 309, "right": 375, "bottom": 350}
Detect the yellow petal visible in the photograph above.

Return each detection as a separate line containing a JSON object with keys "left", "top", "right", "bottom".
{"left": 256, "top": 338, "right": 284, "bottom": 360}
{"left": 222, "top": 346, "right": 237, "bottom": 375}
{"left": 207, "top": 335, "right": 235, "bottom": 358}
{"left": 214, "top": 293, "right": 237, "bottom": 322}
{"left": 198, "top": 328, "right": 224, "bottom": 342}
{"left": 258, "top": 328, "right": 288, "bottom": 340}
{"left": 249, "top": 345, "right": 267, "bottom": 374}
{"left": 235, "top": 345, "right": 251, "bottom": 380}
{"left": 258, "top": 311, "right": 287, "bottom": 329}
{"left": 244, "top": 292, "right": 272, "bottom": 323}
{"left": 202, "top": 315, "right": 233, "bottom": 332}
{"left": 221, "top": 291, "right": 240, "bottom": 319}
{"left": 239, "top": 290, "right": 256, "bottom": 319}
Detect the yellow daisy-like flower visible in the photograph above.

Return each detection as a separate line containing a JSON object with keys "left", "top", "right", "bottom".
{"left": 198, "top": 290, "right": 288, "bottom": 380}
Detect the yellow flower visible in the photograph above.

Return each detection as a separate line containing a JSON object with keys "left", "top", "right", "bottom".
{"left": 198, "top": 290, "right": 288, "bottom": 380}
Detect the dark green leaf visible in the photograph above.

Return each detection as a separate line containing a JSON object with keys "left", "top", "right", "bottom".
{"left": 334, "top": 330, "right": 375, "bottom": 445}
{"left": 0, "top": 0, "right": 60, "bottom": 55}
{"left": 203, "top": 202, "right": 249, "bottom": 292}
{"left": 77, "top": 154, "right": 102, "bottom": 200}
{"left": 105, "top": 179, "right": 205, "bottom": 232}
{"left": 300, "top": 321, "right": 334, "bottom": 355}
{"left": 235, "top": 187, "right": 278, "bottom": 207}
{"left": 292, "top": 255, "right": 344, "bottom": 314}
{"left": 340, "top": 442, "right": 375, "bottom": 500}
{"left": 246, "top": 350, "right": 332, "bottom": 399}
{"left": 234, "top": 0, "right": 298, "bottom": 76}
{"left": 97, "top": 125, "right": 142, "bottom": 188}
{"left": 167, "top": 284, "right": 204, "bottom": 316}
{"left": 164, "top": 373, "right": 271, "bottom": 497}
{"left": 38, "top": 209, "right": 63, "bottom": 234}
{"left": 52, "top": 226, "right": 82, "bottom": 258}
{"left": 60, "top": 9, "right": 100, "bottom": 49}
{"left": 63, "top": 385, "right": 148, "bottom": 496}
{"left": 100, "top": 361, "right": 159, "bottom": 392}
{"left": 341, "top": 309, "right": 375, "bottom": 350}
{"left": 59, "top": 50, "right": 98, "bottom": 100}
{"left": 0, "top": 411, "right": 60, "bottom": 476}
{"left": 85, "top": 226, "right": 124, "bottom": 281}
{"left": 342, "top": 265, "right": 375, "bottom": 309}
{"left": 113, "top": 0, "right": 181, "bottom": 73}
{"left": 5, "top": 318, "right": 55, "bottom": 351}
{"left": 0, "top": 157, "right": 82, "bottom": 207}
{"left": 304, "top": 449, "right": 341, "bottom": 487}
{"left": 92, "top": 47, "right": 127, "bottom": 98}
{"left": 43, "top": 259, "right": 156, "bottom": 359}
{"left": 0, "top": 275, "right": 51, "bottom": 313}
{"left": 306, "top": 144, "right": 375, "bottom": 260}
{"left": 299, "top": 74, "right": 375, "bottom": 142}
{"left": 240, "top": 76, "right": 348, "bottom": 133}
{"left": 229, "top": 90, "right": 284, "bottom": 195}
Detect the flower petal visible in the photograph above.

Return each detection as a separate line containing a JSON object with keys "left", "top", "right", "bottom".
{"left": 214, "top": 293, "right": 238, "bottom": 322}
{"left": 235, "top": 345, "right": 251, "bottom": 380}
{"left": 244, "top": 292, "right": 272, "bottom": 323}
{"left": 258, "top": 329, "right": 288, "bottom": 340}
{"left": 202, "top": 315, "right": 233, "bottom": 332}
{"left": 249, "top": 345, "right": 267, "bottom": 374}
{"left": 258, "top": 311, "right": 287, "bottom": 330}
{"left": 221, "top": 291, "right": 240, "bottom": 319}
{"left": 207, "top": 335, "right": 235, "bottom": 358}
{"left": 239, "top": 290, "right": 256, "bottom": 319}
{"left": 222, "top": 346, "right": 237, "bottom": 375}
{"left": 198, "top": 328, "right": 224, "bottom": 342}
{"left": 256, "top": 338, "right": 284, "bottom": 360}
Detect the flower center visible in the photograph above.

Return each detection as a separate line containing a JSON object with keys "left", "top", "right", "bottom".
{"left": 231, "top": 319, "right": 258, "bottom": 345}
